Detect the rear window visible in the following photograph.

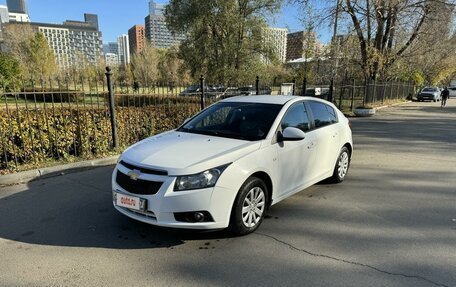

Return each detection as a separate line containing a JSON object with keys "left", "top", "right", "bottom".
{"left": 308, "top": 101, "right": 338, "bottom": 128}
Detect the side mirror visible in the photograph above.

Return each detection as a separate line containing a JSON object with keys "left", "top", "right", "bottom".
{"left": 280, "top": 127, "right": 306, "bottom": 141}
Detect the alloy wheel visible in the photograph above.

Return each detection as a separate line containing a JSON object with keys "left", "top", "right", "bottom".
{"left": 338, "top": 151, "right": 349, "bottom": 179}
{"left": 241, "top": 187, "right": 266, "bottom": 228}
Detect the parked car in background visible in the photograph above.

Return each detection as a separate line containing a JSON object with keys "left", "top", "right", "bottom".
{"left": 239, "top": 85, "right": 272, "bottom": 96}
{"left": 417, "top": 87, "right": 441, "bottom": 102}
{"left": 112, "top": 96, "right": 353, "bottom": 235}
{"left": 448, "top": 86, "right": 456, "bottom": 98}
{"left": 219, "top": 87, "right": 240, "bottom": 99}
{"left": 180, "top": 85, "right": 216, "bottom": 96}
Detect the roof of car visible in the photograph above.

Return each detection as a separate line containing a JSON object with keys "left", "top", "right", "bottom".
{"left": 221, "top": 95, "right": 321, "bottom": 105}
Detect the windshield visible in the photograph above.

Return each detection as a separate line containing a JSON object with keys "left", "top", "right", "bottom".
{"left": 422, "top": 88, "right": 437, "bottom": 92}
{"left": 178, "top": 102, "right": 282, "bottom": 141}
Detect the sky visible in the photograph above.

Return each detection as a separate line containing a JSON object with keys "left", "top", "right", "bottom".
{"left": 0, "top": 0, "right": 331, "bottom": 43}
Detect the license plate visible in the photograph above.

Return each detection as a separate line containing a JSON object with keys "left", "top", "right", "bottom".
{"left": 115, "top": 192, "right": 146, "bottom": 211}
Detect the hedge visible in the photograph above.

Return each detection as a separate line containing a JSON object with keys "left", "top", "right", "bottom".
{"left": 0, "top": 102, "right": 201, "bottom": 171}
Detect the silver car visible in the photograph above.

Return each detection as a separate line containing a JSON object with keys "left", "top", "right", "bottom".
{"left": 417, "top": 87, "right": 441, "bottom": 102}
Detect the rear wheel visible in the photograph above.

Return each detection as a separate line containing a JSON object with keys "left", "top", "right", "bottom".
{"left": 329, "top": 147, "right": 350, "bottom": 183}
{"left": 230, "top": 177, "right": 267, "bottom": 236}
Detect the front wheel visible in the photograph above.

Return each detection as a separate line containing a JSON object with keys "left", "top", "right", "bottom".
{"left": 329, "top": 147, "right": 350, "bottom": 183}
{"left": 230, "top": 177, "right": 268, "bottom": 236}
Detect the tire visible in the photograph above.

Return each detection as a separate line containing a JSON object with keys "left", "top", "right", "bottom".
{"left": 229, "top": 177, "right": 268, "bottom": 236}
{"left": 329, "top": 147, "right": 351, "bottom": 183}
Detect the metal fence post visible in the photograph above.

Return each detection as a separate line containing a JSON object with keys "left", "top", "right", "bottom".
{"left": 350, "top": 78, "right": 355, "bottom": 111}
{"left": 105, "top": 67, "right": 118, "bottom": 149}
{"left": 200, "top": 75, "right": 205, "bottom": 110}
{"left": 292, "top": 77, "right": 296, "bottom": 96}
{"left": 372, "top": 79, "right": 377, "bottom": 105}
{"left": 302, "top": 77, "right": 307, "bottom": 96}
{"left": 255, "top": 75, "right": 260, "bottom": 95}
{"left": 329, "top": 78, "right": 334, "bottom": 102}
{"left": 381, "top": 81, "right": 386, "bottom": 104}
{"left": 363, "top": 77, "right": 367, "bottom": 106}
{"left": 396, "top": 80, "right": 400, "bottom": 100}
{"left": 338, "top": 84, "right": 343, "bottom": 110}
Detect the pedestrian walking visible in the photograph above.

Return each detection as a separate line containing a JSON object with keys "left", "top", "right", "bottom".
{"left": 441, "top": 87, "right": 449, "bottom": 108}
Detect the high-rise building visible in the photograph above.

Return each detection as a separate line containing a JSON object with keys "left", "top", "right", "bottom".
{"left": 6, "top": 0, "right": 27, "bottom": 14}
{"left": 5, "top": 13, "right": 103, "bottom": 68}
{"left": 0, "top": 5, "right": 10, "bottom": 24}
{"left": 286, "top": 31, "right": 318, "bottom": 62}
{"left": 117, "top": 34, "right": 130, "bottom": 66}
{"left": 149, "top": 0, "right": 164, "bottom": 15}
{"left": 0, "top": 5, "right": 9, "bottom": 48}
{"left": 103, "top": 42, "right": 119, "bottom": 55}
{"left": 6, "top": 0, "right": 29, "bottom": 23}
{"left": 8, "top": 12, "right": 29, "bottom": 22}
{"left": 145, "top": 0, "right": 185, "bottom": 49}
{"left": 262, "top": 27, "right": 288, "bottom": 63}
{"left": 128, "top": 25, "right": 145, "bottom": 54}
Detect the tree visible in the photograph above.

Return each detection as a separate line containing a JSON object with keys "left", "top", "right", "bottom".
{"left": 24, "top": 32, "right": 57, "bottom": 79}
{"left": 165, "top": 0, "right": 282, "bottom": 84}
{"left": 130, "top": 42, "right": 160, "bottom": 85}
{"left": 157, "top": 46, "right": 189, "bottom": 83}
{"left": 0, "top": 52, "right": 21, "bottom": 89}
{"left": 2, "top": 23, "right": 35, "bottom": 66}
{"left": 337, "top": 0, "right": 455, "bottom": 80}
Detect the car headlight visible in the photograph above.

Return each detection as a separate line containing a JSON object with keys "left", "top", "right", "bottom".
{"left": 174, "top": 164, "right": 230, "bottom": 191}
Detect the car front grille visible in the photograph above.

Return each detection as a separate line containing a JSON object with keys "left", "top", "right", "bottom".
{"left": 116, "top": 171, "right": 163, "bottom": 195}
{"left": 119, "top": 160, "right": 168, "bottom": 176}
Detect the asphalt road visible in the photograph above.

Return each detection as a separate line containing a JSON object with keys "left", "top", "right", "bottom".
{"left": 0, "top": 99, "right": 455, "bottom": 287}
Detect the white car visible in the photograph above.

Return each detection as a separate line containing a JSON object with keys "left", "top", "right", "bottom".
{"left": 112, "top": 96, "right": 353, "bottom": 235}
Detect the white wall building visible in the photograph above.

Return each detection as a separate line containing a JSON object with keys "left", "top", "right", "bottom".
{"left": 117, "top": 34, "right": 130, "bottom": 66}
{"left": 0, "top": 5, "right": 10, "bottom": 24}
{"left": 262, "top": 27, "right": 288, "bottom": 63}
{"left": 105, "top": 53, "right": 119, "bottom": 67}
{"left": 28, "top": 13, "right": 103, "bottom": 69}
{"left": 8, "top": 12, "right": 29, "bottom": 23}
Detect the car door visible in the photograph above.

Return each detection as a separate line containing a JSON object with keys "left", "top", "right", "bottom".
{"left": 274, "top": 102, "right": 317, "bottom": 197}
{"left": 306, "top": 101, "right": 341, "bottom": 177}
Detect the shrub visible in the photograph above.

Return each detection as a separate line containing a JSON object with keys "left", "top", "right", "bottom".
{"left": 0, "top": 102, "right": 201, "bottom": 171}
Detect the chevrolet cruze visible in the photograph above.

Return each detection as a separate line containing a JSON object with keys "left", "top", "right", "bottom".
{"left": 112, "top": 95, "right": 353, "bottom": 235}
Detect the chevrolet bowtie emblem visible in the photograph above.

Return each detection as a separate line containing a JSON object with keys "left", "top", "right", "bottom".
{"left": 127, "top": 169, "right": 141, "bottom": 181}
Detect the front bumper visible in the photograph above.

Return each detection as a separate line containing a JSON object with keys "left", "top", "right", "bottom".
{"left": 418, "top": 94, "right": 436, "bottom": 100}
{"left": 111, "top": 165, "right": 236, "bottom": 230}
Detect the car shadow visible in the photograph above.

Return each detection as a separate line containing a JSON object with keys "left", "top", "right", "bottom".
{"left": 0, "top": 166, "right": 236, "bottom": 250}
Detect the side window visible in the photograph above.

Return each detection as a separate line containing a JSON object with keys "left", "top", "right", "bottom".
{"left": 308, "top": 101, "right": 335, "bottom": 128}
{"left": 281, "top": 103, "right": 310, "bottom": 132}
{"left": 325, "top": 105, "right": 338, "bottom": 124}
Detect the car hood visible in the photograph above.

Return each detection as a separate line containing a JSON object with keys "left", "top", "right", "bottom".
{"left": 121, "top": 131, "right": 261, "bottom": 175}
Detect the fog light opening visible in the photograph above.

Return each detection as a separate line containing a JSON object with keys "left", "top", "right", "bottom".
{"left": 193, "top": 212, "right": 205, "bottom": 222}
{"left": 174, "top": 211, "right": 214, "bottom": 223}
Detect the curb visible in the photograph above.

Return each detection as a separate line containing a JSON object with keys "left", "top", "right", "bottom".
{"left": 0, "top": 155, "right": 119, "bottom": 186}
{"left": 375, "top": 100, "right": 412, "bottom": 111}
